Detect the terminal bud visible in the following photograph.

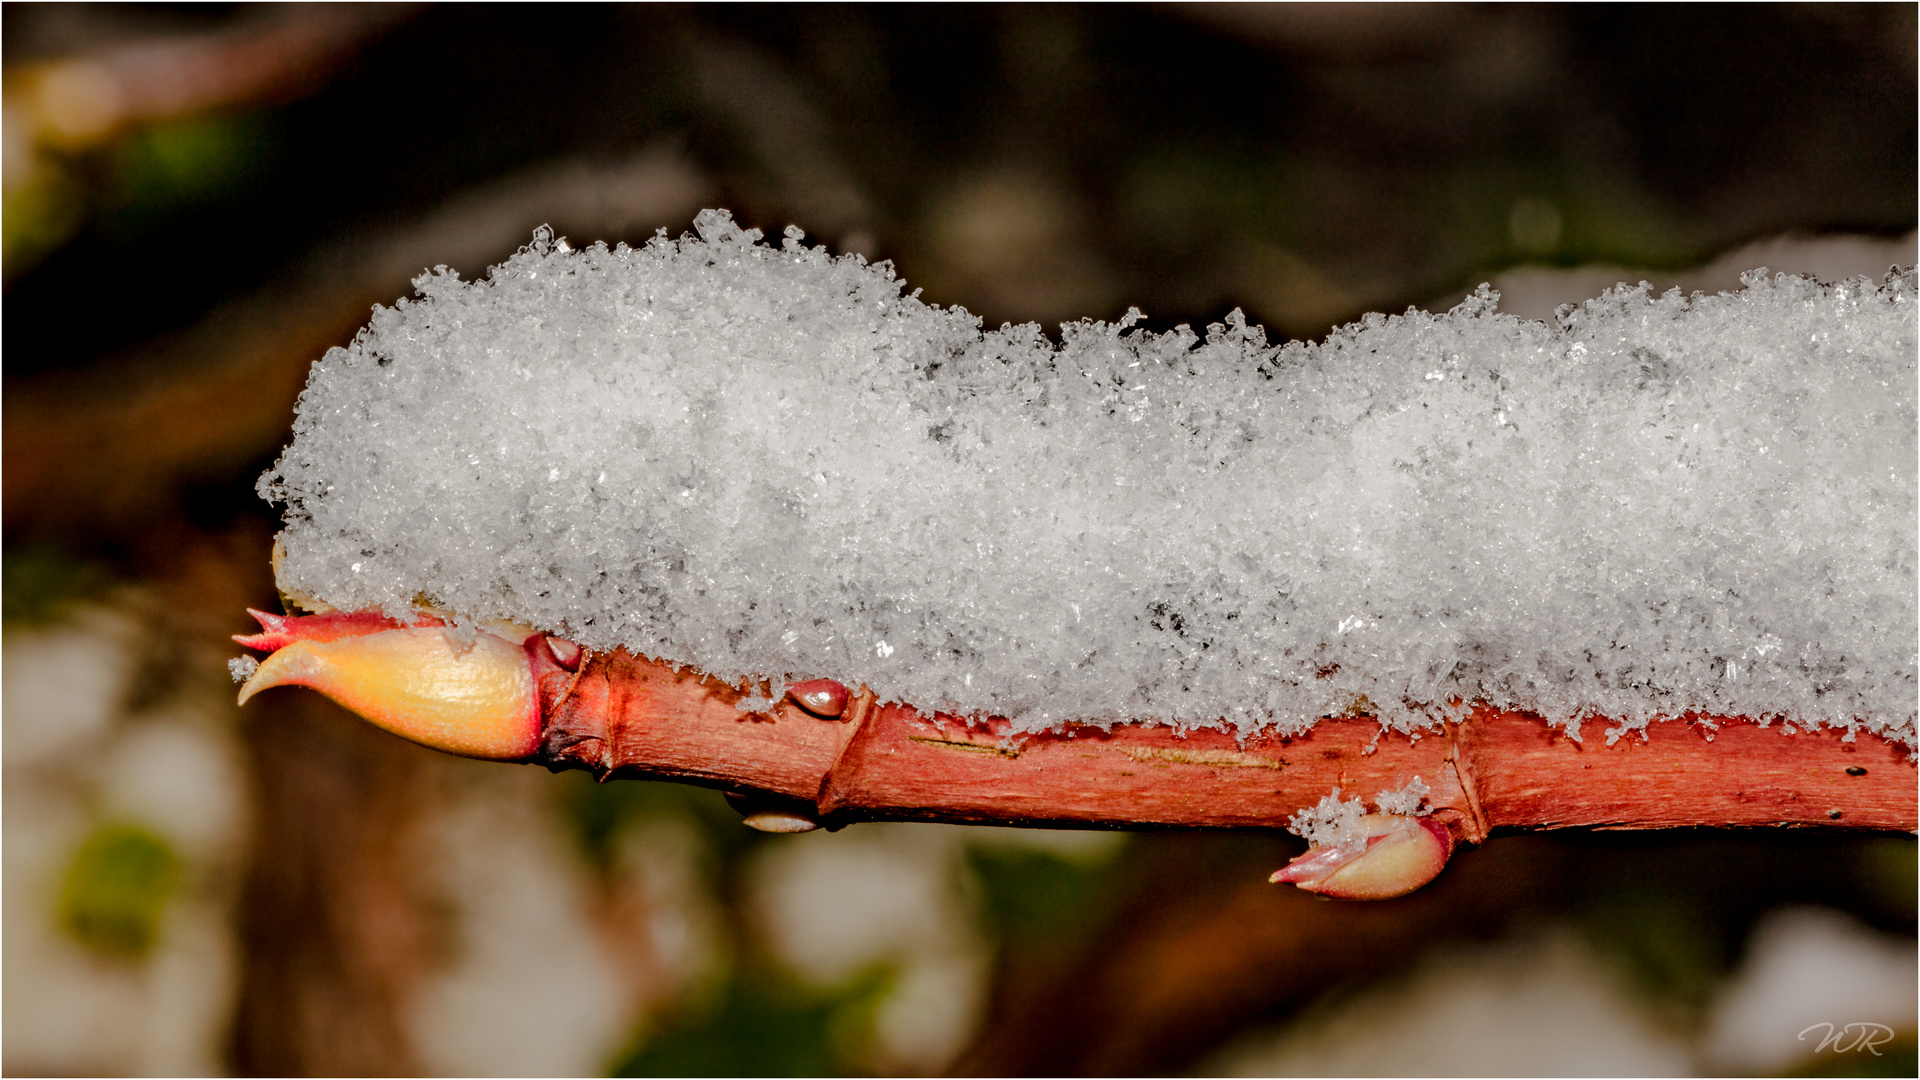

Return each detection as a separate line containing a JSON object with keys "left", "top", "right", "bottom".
{"left": 235, "top": 612, "right": 542, "bottom": 761}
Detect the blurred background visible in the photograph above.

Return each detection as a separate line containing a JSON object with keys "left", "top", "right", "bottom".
{"left": 3, "top": 4, "right": 1915, "bottom": 1075}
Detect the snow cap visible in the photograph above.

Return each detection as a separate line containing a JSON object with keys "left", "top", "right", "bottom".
{"left": 262, "top": 211, "right": 1917, "bottom": 745}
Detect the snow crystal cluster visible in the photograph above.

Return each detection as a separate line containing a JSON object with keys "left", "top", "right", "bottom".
{"left": 261, "top": 210, "right": 1916, "bottom": 745}
{"left": 227, "top": 655, "right": 259, "bottom": 683}
{"left": 1371, "top": 776, "right": 1432, "bottom": 817}
{"left": 1286, "top": 789, "right": 1372, "bottom": 849}
{"left": 1286, "top": 778, "right": 1432, "bottom": 847}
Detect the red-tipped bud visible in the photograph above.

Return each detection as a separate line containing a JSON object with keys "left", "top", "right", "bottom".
{"left": 1269, "top": 814, "right": 1454, "bottom": 900}
{"left": 236, "top": 626, "right": 541, "bottom": 760}
{"left": 232, "top": 608, "right": 442, "bottom": 651}
{"left": 786, "top": 679, "right": 850, "bottom": 719}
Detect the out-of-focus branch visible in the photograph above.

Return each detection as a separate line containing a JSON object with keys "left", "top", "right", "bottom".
{"left": 2, "top": 5, "right": 425, "bottom": 280}
{"left": 8, "top": 5, "right": 420, "bottom": 151}
{"left": 2, "top": 147, "right": 709, "bottom": 540}
{"left": 950, "top": 826, "right": 1913, "bottom": 1075}
{"left": 953, "top": 830, "right": 1567, "bottom": 1075}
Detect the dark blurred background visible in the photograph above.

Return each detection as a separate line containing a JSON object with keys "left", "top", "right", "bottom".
{"left": 3, "top": 4, "right": 1914, "bottom": 1076}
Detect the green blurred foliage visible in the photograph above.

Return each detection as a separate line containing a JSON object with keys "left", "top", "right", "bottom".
{"left": 611, "top": 967, "right": 890, "bottom": 1077}
{"left": 2, "top": 160, "right": 88, "bottom": 280}
{"left": 561, "top": 770, "right": 766, "bottom": 875}
{"left": 1852, "top": 836, "right": 1919, "bottom": 923}
{"left": 1566, "top": 832, "right": 1919, "bottom": 1040}
{"left": 2, "top": 543, "right": 115, "bottom": 626}
{"left": 99, "top": 113, "right": 273, "bottom": 239}
{"left": 1121, "top": 151, "right": 1293, "bottom": 250}
{"left": 966, "top": 842, "right": 1124, "bottom": 957}
{"left": 58, "top": 823, "right": 182, "bottom": 959}
{"left": 563, "top": 772, "right": 877, "bottom": 1074}
{"left": 561, "top": 768, "right": 1140, "bottom": 1072}
{"left": 4, "top": 112, "right": 273, "bottom": 284}
{"left": 1577, "top": 889, "right": 1728, "bottom": 1028}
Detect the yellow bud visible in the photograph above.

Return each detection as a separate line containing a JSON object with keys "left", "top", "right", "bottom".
{"left": 238, "top": 627, "right": 540, "bottom": 760}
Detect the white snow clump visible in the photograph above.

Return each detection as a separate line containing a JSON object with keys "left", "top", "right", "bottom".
{"left": 260, "top": 210, "right": 1917, "bottom": 745}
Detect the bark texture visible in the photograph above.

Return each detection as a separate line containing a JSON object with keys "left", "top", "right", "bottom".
{"left": 535, "top": 649, "right": 1916, "bottom": 839}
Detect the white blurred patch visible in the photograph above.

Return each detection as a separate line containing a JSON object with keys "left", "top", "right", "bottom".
{"left": 750, "top": 823, "right": 970, "bottom": 983}
{"left": 874, "top": 946, "right": 986, "bottom": 1070}
{"left": 139, "top": 895, "right": 242, "bottom": 1075}
{"left": 618, "top": 815, "right": 723, "bottom": 991}
{"left": 1700, "top": 906, "right": 1918, "bottom": 1073}
{"left": 97, "top": 717, "right": 246, "bottom": 861}
{"left": 409, "top": 768, "right": 633, "bottom": 1078}
{"left": 1487, "top": 231, "right": 1918, "bottom": 323}
{"left": 1208, "top": 926, "right": 1690, "bottom": 1077}
{"left": 2, "top": 607, "right": 140, "bottom": 769}
{"left": 1, "top": 781, "right": 141, "bottom": 1076}
{"left": 748, "top": 823, "right": 990, "bottom": 1072}
{"left": 2, "top": 605, "right": 245, "bottom": 1077}
{"left": 2, "top": 842, "right": 235, "bottom": 1076}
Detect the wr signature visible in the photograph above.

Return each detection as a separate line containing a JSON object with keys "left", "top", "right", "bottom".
{"left": 1799, "top": 1021, "right": 1897, "bottom": 1056}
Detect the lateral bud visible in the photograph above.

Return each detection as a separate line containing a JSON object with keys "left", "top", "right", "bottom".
{"left": 786, "top": 678, "right": 850, "bottom": 719}
{"left": 1269, "top": 814, "right": 1454, "bottom": 900}
{"left": 724, "top": 791, "right": 822, "bottom": 833}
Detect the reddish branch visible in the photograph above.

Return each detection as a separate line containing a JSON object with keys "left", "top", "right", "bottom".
{"left": 534, "top": 648, "right": 1917, "bottom": 842}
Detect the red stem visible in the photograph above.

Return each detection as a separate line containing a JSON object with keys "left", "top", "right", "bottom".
{"left": 534, "top": 649, "right": 1916, "bottom": 842}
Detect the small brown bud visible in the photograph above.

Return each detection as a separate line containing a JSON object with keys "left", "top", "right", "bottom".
{"left": 787, "top": 679, "right": 850, "bottom": 719}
